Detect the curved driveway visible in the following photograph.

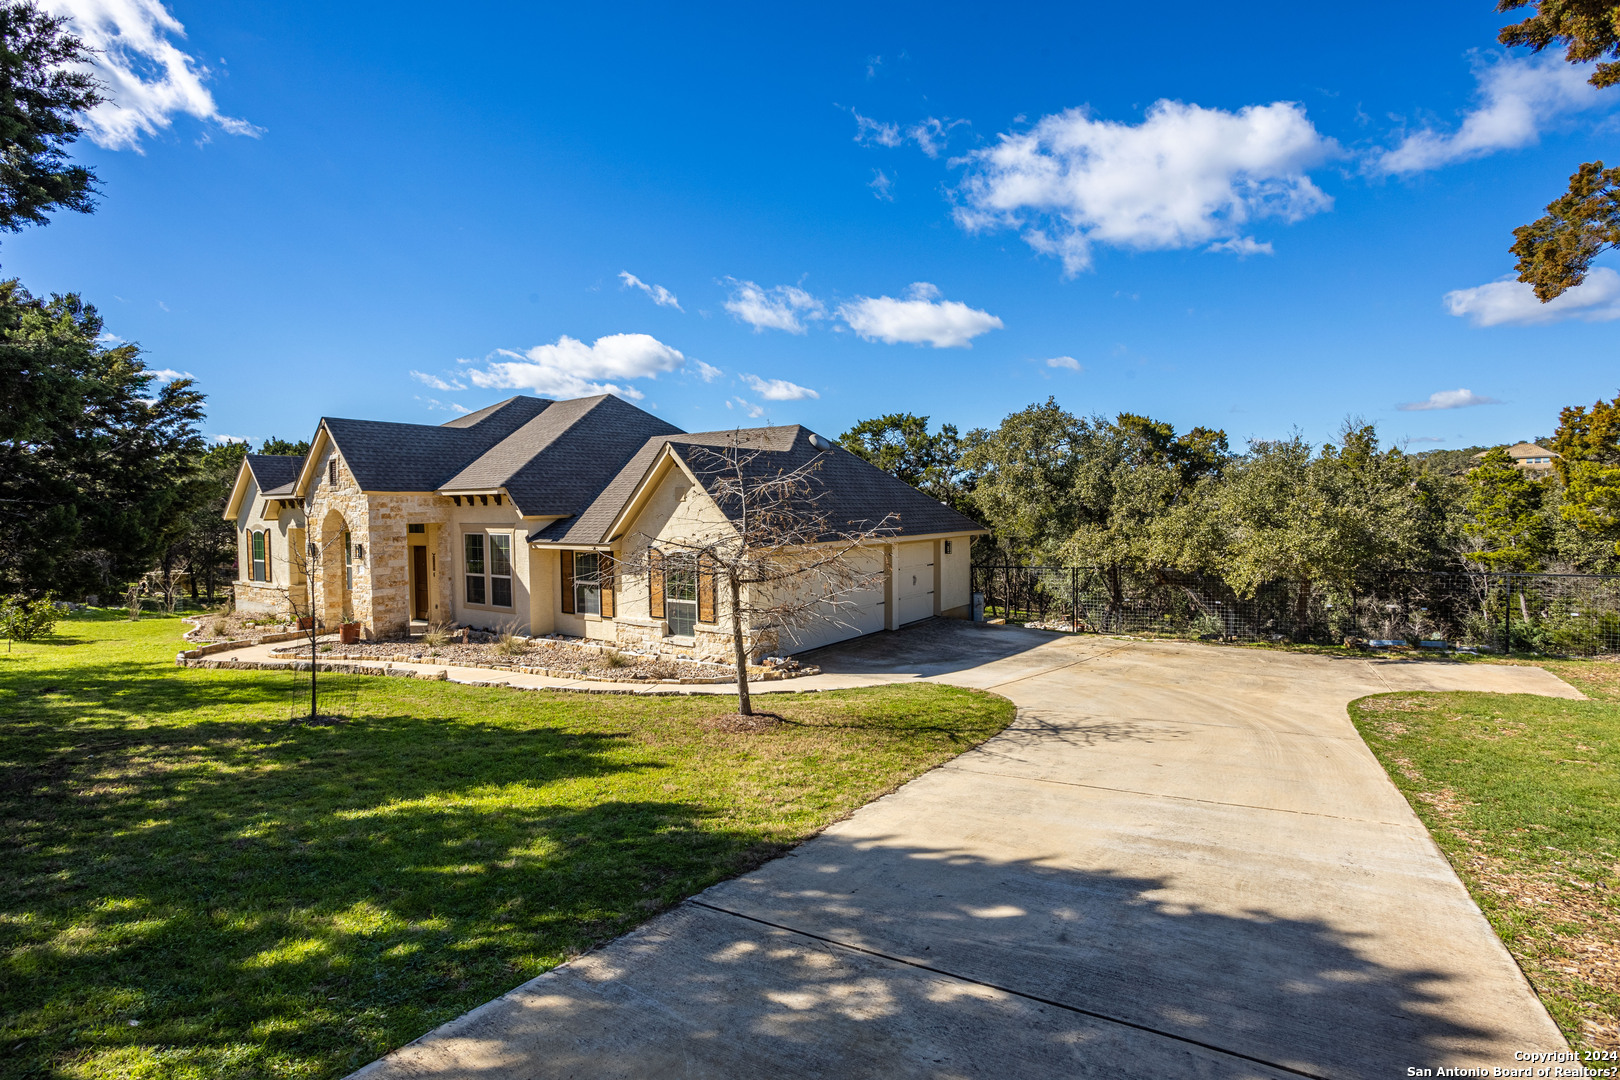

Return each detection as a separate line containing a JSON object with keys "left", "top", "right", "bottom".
{"left": 350, "top": 622, "right": 1577, "bottom": 1080}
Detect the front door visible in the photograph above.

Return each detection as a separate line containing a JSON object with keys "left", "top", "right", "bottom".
{"left": 411, "top": 546, "right": 428, "bottom": 619}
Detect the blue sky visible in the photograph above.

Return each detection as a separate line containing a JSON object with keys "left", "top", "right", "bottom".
{"left": 11, "top": 1, "right": 1620, "bottom": 451}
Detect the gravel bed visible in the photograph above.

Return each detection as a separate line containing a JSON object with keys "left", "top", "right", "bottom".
{"left": 269, "top": 637, "right": 743, "bottom": 681}
{"left": 185, "top": 612, "right": 298, "bottom": 643}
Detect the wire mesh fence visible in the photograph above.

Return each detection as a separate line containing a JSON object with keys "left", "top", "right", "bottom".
{"left": 971, "top": 566, "right": 1620, "bottom": 656}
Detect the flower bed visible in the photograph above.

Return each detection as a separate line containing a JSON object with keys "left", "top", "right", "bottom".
{"left": 267, "top": 635, "right": 817, "bottom": 683}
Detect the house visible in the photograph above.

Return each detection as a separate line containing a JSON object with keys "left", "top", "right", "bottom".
{"left": 223, "top": 394, "right": 984, "bottom": 659}
{"left": 1473, "top": 442, "right": 1560, "bottom": 472}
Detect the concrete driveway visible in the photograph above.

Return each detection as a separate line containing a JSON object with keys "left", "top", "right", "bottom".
{"left": 350, "top": 622, "right": 1577, "bottom": 1080}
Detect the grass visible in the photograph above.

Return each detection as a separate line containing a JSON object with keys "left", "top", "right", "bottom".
{"left": 0, "top": 611, "right": 1013, "bottom": 1079}
{"left": 1349, "top": 659, "right": 1620, "bottom": 1052}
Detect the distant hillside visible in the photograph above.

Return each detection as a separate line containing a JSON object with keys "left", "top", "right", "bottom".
{"left": 1407, "top": 437, "right": 1556, "bottom": 477}
{"left": 1409, "top": 445, "right": 1491, "bottom": 476}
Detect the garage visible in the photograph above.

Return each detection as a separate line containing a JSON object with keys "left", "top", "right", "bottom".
{"left": 895, "top": 541, "right": 935, "bottom": 625}
{"left": 777, "top": 547, "right": 887, "bottom": 653}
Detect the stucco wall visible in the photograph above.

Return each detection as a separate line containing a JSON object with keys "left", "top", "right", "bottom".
{"left": 940, "top": 535, "right": 972, "bottom": 618}
{"left": 233, "top": 470, "right": 306, "bottom": 616}
{"left": 611, "top": 464, "right": 752, "bottom": 662}
{"left": 446, "top": 500, "right": 527, "bottom": 633}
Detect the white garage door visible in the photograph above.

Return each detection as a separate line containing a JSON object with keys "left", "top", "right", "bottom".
{"left": 778, "top": 548, "right": 887, "bottom": 654}
{"left": 896, "top": 541, "right": 935, "bottom": 625}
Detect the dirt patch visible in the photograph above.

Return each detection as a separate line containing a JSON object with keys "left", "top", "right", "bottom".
{"left": 697, "top": 712, "right": 788, "bottom": 733}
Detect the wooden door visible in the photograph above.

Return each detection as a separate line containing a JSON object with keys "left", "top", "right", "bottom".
{"left": 412, "top": 546, "right": 428, "bottom": 619}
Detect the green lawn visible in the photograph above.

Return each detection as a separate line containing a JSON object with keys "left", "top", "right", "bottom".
{"left": 0, "top": 612, "right": 1013, "bottom": 1079}
{"left": 1349, "top": 660, "right": 1620, "bottom": 1052}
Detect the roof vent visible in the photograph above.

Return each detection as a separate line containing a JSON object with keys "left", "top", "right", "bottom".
{"left": 808, "top": 433, "right": 832, "bottom": 450}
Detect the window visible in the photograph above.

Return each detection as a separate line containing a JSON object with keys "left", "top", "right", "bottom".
{"left": 664, "top": 553, "right": 697, "bottom": 637}
{"left": 328, "top": 458, "right": 337, "bottom": 486}
{"left": 250, "top": 531, "right": 267, "bottom": 582}
{"left": 407, "top": 523, "right": 425, "bottom": 534}
{"left": 573, "top": 552, "right": 601, "bottom": 615}
{"left": 343, "top": 531, "right": 354, "bottom": 591}
{"left": 464, "top": 533, "right": 485, "bottom": 605}
{"left": 461, "top": 532, "right": 514, "bottom": 609}
{"left": 489, "top": 534, "right": 512, "bottom": 608}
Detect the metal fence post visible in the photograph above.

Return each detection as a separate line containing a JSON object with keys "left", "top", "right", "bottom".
{"left": 1072, "top": 567, "right": 1079, "bottom": 631}
{"left": 1503, "top": 574, "right": 1512, "bottom": 654}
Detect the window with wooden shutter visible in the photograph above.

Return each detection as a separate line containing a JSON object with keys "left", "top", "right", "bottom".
{"left": 560, "top": 550, "right": 575, "bottom": 614}
{"left": 265, "top": 533, "right": 273, "bottom": 583}
{"left": 600, "top": 554, "right": 615, "bottom": 618}
{"left": 648, "top": 549, "right": 665, "bottom": 618}
{"left": 697, "top": 553, "right": 716, "bottom": 624}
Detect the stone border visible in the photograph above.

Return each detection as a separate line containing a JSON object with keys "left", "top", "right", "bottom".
{"left": 175, "top": 654, "right": 830, "bottom": 697}
{"left": 176, "top": 629, "right": 314, "bottom": 662}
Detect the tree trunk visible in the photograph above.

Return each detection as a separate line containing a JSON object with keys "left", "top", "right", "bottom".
{"left": 1295, "top": 577, "right": 1312, "bottom": 641}
{"left": 727, "top": 572, "right": 752, "bottom": 716}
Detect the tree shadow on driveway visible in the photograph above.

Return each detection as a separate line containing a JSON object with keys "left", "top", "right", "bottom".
{"left": 356, "top": 834, "right": 1521, "bottom": 1080}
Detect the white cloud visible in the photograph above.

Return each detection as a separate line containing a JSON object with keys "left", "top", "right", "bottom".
{"left": 956, "top": 100, "right": 1334, "bottom": 274}
{"left": 1443, "top": 267, "right": 1620, "bottom": 326}
{"left": 618, "top": 271, "right": 682, "bottom": 311}
{"left": 692, "top": 360, "right": 723, "bottom": 382}
{"left": 741, "top": 374, "right": 819, "bottom": 401}
{"left": 410, "top": 370, "right": 466, "bottom": 392}
{"left": 415, "top": 395, "right": 472, "bottom": 414}
{"left": 1207, "top": 236, "right": 1274, "bottom": 257}
{"left": 1045, "top": 356, "right": 1082, "bottom": 371}
{"left": 837, "top": 282, "right": 1004, "bottom": 348}
{"left": 723, "top": 278, "right": 826, "bottom": 334}
{"left": 906, "top": 116, "right": 967, "bottom": 158}
{"left": 732, "top": 397, "right": 765, "bottom": 419}
{"left": 466, "top": 333, "right": 689, "bottom": 401}
{"left": 1397, "top": 389, "right": 1502, "bottom": 412}
{"left": 47, "top": 0, "right": 263, "bottom": 151}
{"left": 1376, "top": 52, "right": 1605, "bottom": 174}
{"left": 869, "top": 169, "right": 894, "bottom": 201}
{"left": 210, "top": 433, "right": 247, "bottom": 444}
{"left": 146, "top": 367, "right": 194, "bottom": 383}
{"left": 852, "top": 109, "right": 902, "bottom": 147}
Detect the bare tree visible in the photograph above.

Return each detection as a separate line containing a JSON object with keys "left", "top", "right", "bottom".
{"left": 285, "top": 528, "right": 346, "bottom": 722}
{"left": 617, "top": 432, "right": 897, "bottom": 716}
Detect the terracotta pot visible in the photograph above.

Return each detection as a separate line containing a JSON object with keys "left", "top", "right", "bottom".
{"left": 297, "top": 616, "right": 315, "bottom": 631}
{"left": 339, "top": 622, "right": 361, "bottom": 644}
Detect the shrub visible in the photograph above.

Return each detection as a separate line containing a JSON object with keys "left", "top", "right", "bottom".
{"left": 419, "top": 622, "right": 452, "bottom": 648}
{"left": 494, "top": 623, "right": 528, "bottom": 657}
{"left": 1, "top": 594, "right": 61, "bottom": 652}
{"left": 602, "top": 649, "right": 630, "bottom": 668}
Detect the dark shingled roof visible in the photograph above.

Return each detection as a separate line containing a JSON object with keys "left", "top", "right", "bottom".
{"left": 440, "top": 395, "right": 682, "bottom": 515}
{"left": 530, "top": 426, "right": 983, "bottom": 545}
{"left": 245, "top": 453, "right": 305, "bottom": 496}
{"left": 320, "top": 396, "right": 551, "bottom": 492}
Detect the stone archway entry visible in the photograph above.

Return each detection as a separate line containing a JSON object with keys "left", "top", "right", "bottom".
{"left": 316, "top": 507, "right": 352, "bottom": 628}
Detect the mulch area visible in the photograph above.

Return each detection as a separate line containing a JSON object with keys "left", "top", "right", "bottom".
{"left": 696, "top": 712, "right": 788, "bottom": 733}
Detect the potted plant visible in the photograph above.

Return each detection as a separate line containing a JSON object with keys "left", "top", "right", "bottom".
{"left": 338, "top": 604, "right": 360, "bottom": 644}
{"left": 297, "top": 615, "right": 315, "bottom": 631}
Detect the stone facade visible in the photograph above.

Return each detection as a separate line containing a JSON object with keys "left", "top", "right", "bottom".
{"left": 234, "top": 581, "right": 294, "bottom": 618}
